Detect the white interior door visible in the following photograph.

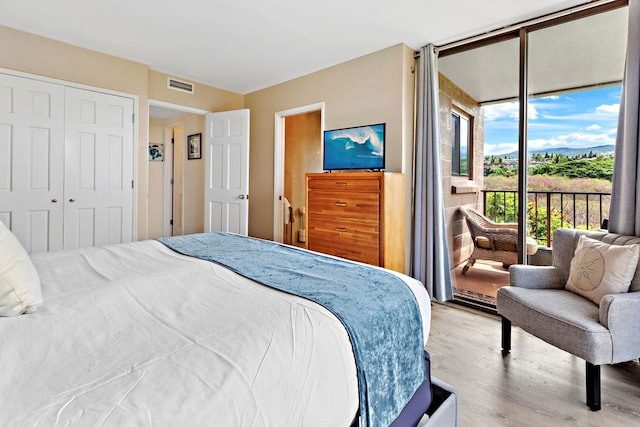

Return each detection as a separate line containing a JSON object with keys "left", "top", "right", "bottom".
{"left": 204, "top": 109, "right": 250, "bottom": 235}
{"left": 0, "top": 73, "right": 65, "bottom": 253}
{"left": 64, "top": 87, "right": 134, "bottom": 249}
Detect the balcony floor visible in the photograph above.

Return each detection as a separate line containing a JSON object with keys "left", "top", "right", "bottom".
{"left": 453, "top": 259, "right": 510, "bottom": 313}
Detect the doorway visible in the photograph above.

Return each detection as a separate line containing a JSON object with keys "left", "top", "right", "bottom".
{"left": 148, "top": 101, "right": 208, "bottom": 238}
{"left": 273, "top": 102, "right": 325, "bottom": 244}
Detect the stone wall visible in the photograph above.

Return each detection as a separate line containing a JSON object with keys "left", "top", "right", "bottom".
{"left": 438, "top": 73, "right": 485, "bottom": 268}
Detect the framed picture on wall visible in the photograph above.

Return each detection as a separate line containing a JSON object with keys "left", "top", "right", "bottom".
{"left": 188, "top": 133, "right": 202, "bottom": 160}
{"left": 149, "top": 143, "right": 164, "bottom": 161}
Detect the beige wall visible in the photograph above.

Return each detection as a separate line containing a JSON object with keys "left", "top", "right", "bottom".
{"left": 284, "top": 111, "right": 322, "bottom": 247}
{"left": 178, "top": 114, "right": 206, "bottom": 235}
{"left": 0, "top": 25, "right": 243, "bottom": 241}
{"left": 439, "top": 73, "right": 485, "bottom": 268}
{"left": 1, "top": 25, "right": 419, "bottom": 269}
{"left": 245, "top": 44, "right": 416, "bottom": 263}
{"left": 148, "top": 70, "right": 243, "bottom": 112}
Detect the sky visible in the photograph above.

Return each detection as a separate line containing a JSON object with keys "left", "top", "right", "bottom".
{"left": 482, "top": 85, "right": 622, "bottom": 156}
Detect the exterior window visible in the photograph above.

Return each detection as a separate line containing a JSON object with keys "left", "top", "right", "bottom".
{"left": 452, "top": 111, "right": 470, "bottom": 176}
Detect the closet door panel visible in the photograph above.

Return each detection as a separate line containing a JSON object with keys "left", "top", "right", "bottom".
{"left": 0, "top": 73, "right": 64, "bottom": 252}
{"left": 64, "top": 88, "right": 134, "bottom": 249}
{"left": 0, "top": 123, "right": 11, "bottom": 191}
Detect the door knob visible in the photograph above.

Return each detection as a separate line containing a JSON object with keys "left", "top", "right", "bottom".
{"left": 238, "top": 194, "right": 247, "bottom": 200}
{"left": 69, "top": 198, "right": 76, "bottom": 203}
{"left": 51, "top": 199, "right": 58, "bottom": 203}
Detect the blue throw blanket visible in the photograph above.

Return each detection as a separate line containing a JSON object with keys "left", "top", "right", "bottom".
{"left": 158, "top": 232, "right": 425, "bottom": 427}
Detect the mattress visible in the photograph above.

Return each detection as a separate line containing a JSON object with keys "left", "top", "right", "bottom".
{"left": 0, "top": 239, "right": 430, "bottom": 426}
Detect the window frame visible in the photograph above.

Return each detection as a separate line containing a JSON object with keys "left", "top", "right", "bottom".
{"left": 451, "top": 108, "right": 471, "bottom": 177}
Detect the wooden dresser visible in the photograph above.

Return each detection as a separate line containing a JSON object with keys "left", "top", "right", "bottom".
{"left": 305, "top": 172, "right": 405, "bottom": 273}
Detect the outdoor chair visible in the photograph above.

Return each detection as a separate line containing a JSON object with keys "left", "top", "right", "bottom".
{"left": 459, "top": 206, "right": 538, "bottom": 274}
{"left": 497, "top": 228, "right": 640, "bottom": 411}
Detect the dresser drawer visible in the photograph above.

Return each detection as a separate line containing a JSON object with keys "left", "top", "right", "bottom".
{"left": 307, "top": 191, "right": 379, "bottom": 219}
{"left": 307, "top": 215, "right": 379, "bottom": 235}
{"left": 307, "top": 176, "right": 381, "bottom": 192}
{"left": 308, "top": 230, "right": 380, "bottom": 266}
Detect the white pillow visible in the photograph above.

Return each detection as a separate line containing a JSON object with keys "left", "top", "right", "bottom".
{"left": 0, "top": 220, "right": 42, "bottom": 316}
{"left": 566, "top": 235, "right": 640, "bottom": 305}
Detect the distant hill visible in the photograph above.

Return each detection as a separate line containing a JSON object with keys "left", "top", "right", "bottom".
{"left": 486, "top": 144, "right": 615, "bottom": 159}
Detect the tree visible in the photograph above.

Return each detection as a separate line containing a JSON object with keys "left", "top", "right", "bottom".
{"left": 484, "top": 195, "right": 572, "bottom": 246}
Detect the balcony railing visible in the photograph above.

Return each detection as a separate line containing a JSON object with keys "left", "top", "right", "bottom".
{"left": 482, "top": 190, "right": 611, "bottom": 247}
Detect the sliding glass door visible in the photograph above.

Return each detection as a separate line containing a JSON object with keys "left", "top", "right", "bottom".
{"left": 438, "top": 1, "right": 628, "bottom": 302}
{"left": 526, "top": 6, "right": 627, "bottom": 245}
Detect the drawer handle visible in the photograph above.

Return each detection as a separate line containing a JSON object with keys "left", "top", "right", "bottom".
{"left": 335, "top": 202, "right": 347, "bottom": 207}
{"left": 335, "top": 181, "right": 347, "bottom": 186}
{"left": 335, "top": 227, "right": 347, "bottom": 232}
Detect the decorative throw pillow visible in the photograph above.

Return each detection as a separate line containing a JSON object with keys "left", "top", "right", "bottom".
{"left": 0, "top": 220, "right": 43, "bottom": 316}
{"left": 565, "top": 235, "right": 640, "bottom": 305}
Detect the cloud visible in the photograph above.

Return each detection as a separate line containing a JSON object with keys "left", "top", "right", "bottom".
{"left": 540, "top": 111, "right": 619, "bottom": 123}
{"left": 483, "top": 102, "right": 538, "bottom": 121}
{"left": 483, "top": 103, "right": 517, "bottom": 121}
{"left": 485, "top": 128, "right": 617, "bottom": 155}
{"left": 595, "top": 104, "right": 620, "bottom": 114}
{"left": 484, "top": 142, "right": 518, "bottom": 156}
{"left": 483, "top": 90, "right": 621, "bottom": 155}
{"left": 527, "top": 131, "right": 616, "bottom": 151}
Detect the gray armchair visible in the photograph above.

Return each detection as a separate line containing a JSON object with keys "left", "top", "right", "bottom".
{"left": 496, "top": 228, "right": 640, "bottom": 411}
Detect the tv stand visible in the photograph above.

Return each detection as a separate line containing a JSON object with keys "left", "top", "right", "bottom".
{"left": 305, "top": 172, "right": 405, "bottom": 273}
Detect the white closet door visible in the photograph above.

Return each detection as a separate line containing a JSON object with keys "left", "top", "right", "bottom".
{"left": 64, "top": 87, "right": 134, "bottom": 249}
{"left": 0, "top": 74, "right": 65, "bottom": 253}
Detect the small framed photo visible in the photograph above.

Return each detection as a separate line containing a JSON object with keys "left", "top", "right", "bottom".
{"left": 188, "top": 133, "right": 202, "bottom": 160}
{"left": 149, "top": 143, "right": 164, "bottom": 161}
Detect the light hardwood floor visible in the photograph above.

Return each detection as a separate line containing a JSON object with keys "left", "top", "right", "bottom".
{"left": 426, "top": 303, "right": 640, "bottom": 426}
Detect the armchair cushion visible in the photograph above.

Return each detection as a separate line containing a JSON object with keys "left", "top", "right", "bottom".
{"left": 565, "top": 235, "right": 640, "bottom": 305}
{"left": 477, "top": 235, "right": 539, "bottom": 255}
{"left": 497, "top": 287, "right": 613, "bottom": 365}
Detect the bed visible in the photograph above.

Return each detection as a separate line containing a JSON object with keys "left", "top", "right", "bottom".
{"left": 0, "top": 225, "right": 434, "bottom": 426}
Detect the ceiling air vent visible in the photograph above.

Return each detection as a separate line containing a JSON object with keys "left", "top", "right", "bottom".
{"left": 167, "top": 77, "right": 195, "bottom": 95}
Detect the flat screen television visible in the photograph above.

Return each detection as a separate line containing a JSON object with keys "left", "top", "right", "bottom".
{"left": 323, "top": 123, "right": 385, "bottom": 171}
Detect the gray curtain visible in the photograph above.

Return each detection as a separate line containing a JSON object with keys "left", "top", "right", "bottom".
{"left": 411, "top": 45, "right": 453, "bottom": 302}
{"left": 609, "top": 0, "right": 640, "bottom": 235}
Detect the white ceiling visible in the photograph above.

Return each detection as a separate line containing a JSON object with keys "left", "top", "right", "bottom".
{"left": 0, "top": 0, "right": 599, "bottom": 95}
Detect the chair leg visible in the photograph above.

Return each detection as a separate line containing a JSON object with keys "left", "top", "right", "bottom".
{"left": 586, "top": 361, "right": 601, "bottom": 411}
{"left": 501, "top": 317, "right": 511, "bottom": 352}
{"left": 462, "top": 258, "right": 476, "bottom": 274}
{"left": 462, "top": 260, "right": 471, "bottom": 274}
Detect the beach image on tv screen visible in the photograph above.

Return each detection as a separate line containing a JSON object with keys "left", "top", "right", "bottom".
{"left": 324, "top": 123, "right": 385, "bottom": 170}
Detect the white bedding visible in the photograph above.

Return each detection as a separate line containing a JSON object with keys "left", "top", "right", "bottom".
{"left": 0, "top": 240, "right": 430, "bottom": 426}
